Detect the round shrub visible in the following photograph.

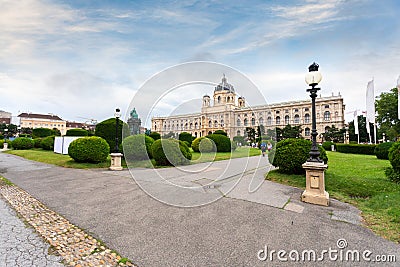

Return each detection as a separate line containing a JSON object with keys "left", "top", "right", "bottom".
{"left": 11, "top": 137, "right": 34, "bottom": 150}
{"left": 33, "top": 138, "right": 42, "bottom": 148}
{"left": 192, "top": 137, "right": 216, "bottom": 153}
{"left": 68, "top": 136, "right": 110, "bottom": 163}
{"left": 214, "top": 130, "right": 228, "bottom": 136}
{"left": 374, "top": 142, "right": 394, "bottom": 160}
{"left": 322, "top": 141, "right": 335, "bottom": 151}
{"left": 66, "top": 128, "right": 89, "bottom": 136}
{"left": 123, "top": 134, "right": 154, "bottom": 161}
{"left": 149, "top": 131, "right": 161, "bottom": 141}
{"left": 151, "top": 139, "right": 192, "bottom": 166}
{"left": 207, "top": 134, "right": 232, "bottom": 152}
{"left": 178, "top": 132, "right": 194, "bottom": 146}
{"left": 41, "top": 136, "right": 55, "bottom": 150}
{"left": 269, "top": 138, "right": 328, "bottom": 174}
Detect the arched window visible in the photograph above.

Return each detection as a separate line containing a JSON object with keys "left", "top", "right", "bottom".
{"left": 276, "top": 116, "right": 281, "bottom": 125}
{"left": 220, "top": 119, "right": 224, "bottom": 126}
{"left": 325, "top": 126, "right": 331, "bottom": 132}
{"left": 237, "top": 119, "right": 241, "bottom": 126}
{"left": 324, "top": 111, "right": 331, "bottom": 121}
{"left": 214, "top": 120, "right": 218, "bottom": 127}
{"left": 209, "top": 120, "right": 212, "bottom": 127}
{"left": 195, "top": 122, "right": 198, "bottom": 129}
{"left": 218, "top": 96, "right": 221, "bottom": 103}
{"left": 227, "top": 96, "right": 230, "bottom": 102}
{"left": 251, "top": 118, "right": 255, "bottom": 126}
{"left": 244, "top": 118, "right": 248, "bottom": 126}
{"left": 305, "top": 127, "right": 310, "bottom": 136}
{"left": 190, "top": 123, "right": 193, "bottom": 129}
{"left": 237, "top": 130, "right": 240, "bottom": 136}
{"left": 259, "top": 117, "right": 264, "bottom": 125}
{"left": 267, "top": 117, "right": 272, "bottom": 126}
{"left": 184, "top": 123, "right": 188, "bottom": 129}
{"left": 335, "top": 111, "right": 338, "bottom": 117}
{"left": 294, "top": 114, "right": 300, "bottom": 124}
{"left": 304, "top": 114, "right": 310, "bottom": 123}
{"left": 285, "top": 115, "right": 290, "bottom": 125}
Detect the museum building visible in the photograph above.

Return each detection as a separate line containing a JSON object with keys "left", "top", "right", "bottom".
{"left": 151, "top": 75, "right": 345, "bottom": 141}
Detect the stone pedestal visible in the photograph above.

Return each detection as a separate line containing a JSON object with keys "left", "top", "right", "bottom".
{"left": 109, "top": 153, "right": 123, "bottom": 171}
{"left": 301, "top": 161, "right": 329, "bottom": 206}
{"left": 3, "top": 142, "right": 8, "bottom": 149}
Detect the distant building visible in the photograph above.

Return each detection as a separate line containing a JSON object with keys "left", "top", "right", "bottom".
{"left": 151, "top": 75, "right": 345, "bottom": 141}
{"left": 0, "top": 110, "right": 12, "bottom": 125}
{"left": 66, "top": 121, "right": 96, "bottom": 132}
{"left": 18, "top": 113, "right": 67, "bottom": 135}
{"left": 127, "top": 108, "right": 142, "bottom": 135}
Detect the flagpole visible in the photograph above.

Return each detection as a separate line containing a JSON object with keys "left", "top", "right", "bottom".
{"left": 374, "top": 123, "right": 377, "bottom": 144}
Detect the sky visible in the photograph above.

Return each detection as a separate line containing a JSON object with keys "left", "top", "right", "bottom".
{"left": 1, "top": 0, "right": 399, "bottom": 127}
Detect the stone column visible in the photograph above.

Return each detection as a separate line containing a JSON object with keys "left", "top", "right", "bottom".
{"left": 109, "top": 153, "right": 123, "bottom": 171}
{"left": 301, "top": 161, "right": 329, "bottom": 206}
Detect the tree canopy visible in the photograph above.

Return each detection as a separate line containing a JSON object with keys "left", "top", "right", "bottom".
{"left": 375, "top": 87, "right": 400, "bottom": 141}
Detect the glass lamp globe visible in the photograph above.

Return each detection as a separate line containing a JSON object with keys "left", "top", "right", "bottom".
{"left": 114, "top": 108, "right": 121, "bottom": 118}
{"left": 305, "top": 71, "right": 322, "bottom": 85}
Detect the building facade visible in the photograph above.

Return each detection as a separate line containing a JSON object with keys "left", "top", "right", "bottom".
{"left": 151, "top": 75, "right": 345, "bottom": 141}
{"left": 0, "top": 110, "right": 12, "bottom": 125}
{"left": 18, "top": 113, "right": 67, "bottom": 135}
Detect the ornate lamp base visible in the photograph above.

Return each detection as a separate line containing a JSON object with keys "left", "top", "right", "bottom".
{"left": 301, "top": 161, "right": 329, "bottom": 206}
{"left": 109, "top": 153, "right": 123, "bottom": 171}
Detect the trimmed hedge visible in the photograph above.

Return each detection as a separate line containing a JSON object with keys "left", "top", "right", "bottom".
{"left": 206, "top": 134, "right": 232, "bottom": 152}
{"left": 386, "top": 142, "right": 400, "bottom": 183}
{"left": 336, "top": 144, "right": 376, "bottom": 155}
{"left": 123, "top": 134, "right": 154, "bottom": 161}
{"left": 151, "top": 139, "right": 192, "bottom": 166}
{"left": 269, "top": 138, "right": 328, "bottom": 174}
{"left": 66, "top": 128, "right": 89, "bottom": 136}
{"left": 41, "top": 136, "right": 55, "bottom": 150}
{"left": 68, "top": 136, "right": 110, "bottom": 163}
{"left": 191, "top": 137, "right": 216, "bottom": 153}
{"left": 178, "top": 132, "right": 194, "bottom": 146}
{"left": 95, "top": 118, "right": 127, "bottom": 153}
{"left": 374, "top": 142, "right": 394, "bottom": 160}
{"left": 32, "top": 128, "right": 53, "bottom": 138}
{"left": 322, "top": 141, "right": 335, "bottom": 151}
{"left": 11, "top": 137, "right": 34, "bottom": 150}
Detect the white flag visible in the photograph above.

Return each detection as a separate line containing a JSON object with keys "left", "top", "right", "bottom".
{"left": 354, "top": 110, "right": 359, "bottom": 135}
{"left": 397, "top": 75, "right": 400, "bottom": 120}
{"left": 366, "top": 80, "right": 375, "bottom": 124}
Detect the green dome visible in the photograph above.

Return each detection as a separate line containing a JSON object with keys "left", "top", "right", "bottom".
{"left": 130, "top": 108, "right": 139, "bottom": 119}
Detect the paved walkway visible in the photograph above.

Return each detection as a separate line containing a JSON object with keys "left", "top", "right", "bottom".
{"left": 0, "top": 195, "right": 64, "bottom": 267}
{"left": 0, "top": 152, "right": 399, "bottom": 266}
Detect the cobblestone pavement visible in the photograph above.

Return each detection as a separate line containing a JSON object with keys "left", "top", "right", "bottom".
{"left": 0, "top": 195, "right": 64, "bottom": 267}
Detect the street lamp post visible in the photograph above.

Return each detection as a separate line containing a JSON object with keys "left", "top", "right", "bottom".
{"left": 301, "top": 62, "right": 329, "bottom": 206}
{"left": 3, "top": 129, "right": 8, "bottom": 149}
{"left": 114, "top": 108, "right": 121, "bottom": 153}
{"left": 109, "top": 108, "right": 123, "bottom": 171}
{"left": 305, "top": 62, "right": 323, "bottom": 162}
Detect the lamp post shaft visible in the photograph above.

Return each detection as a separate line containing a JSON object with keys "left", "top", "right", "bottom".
{"left": 115, "top": 117, "right": 119, "bottom": 153}
{"left": 307, "top": 84, "right": 322, "bottom": 162}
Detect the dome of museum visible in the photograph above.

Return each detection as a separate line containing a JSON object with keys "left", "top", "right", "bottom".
{"left": 215, "top": 74, "right": 234, "bottom": 93}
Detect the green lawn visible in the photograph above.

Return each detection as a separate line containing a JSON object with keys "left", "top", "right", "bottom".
{"left": 4, "top": 148, "right": 119, "bottom": 169}
{"left": 4, "top": 147, "right": 261, "bottom": 169}
{"left": 266, "top": 151, "right": 400, "bottom": 243}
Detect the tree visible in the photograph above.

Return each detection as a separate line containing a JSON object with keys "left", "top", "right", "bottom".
{"left": 376, "top": 88, "right": 400, "bottom": 141}
{"left": 282, "top": 124, "right": 302, "bottom": 139}
{"left": 323, "top": 125, "right": 345, "bottom": 143}
{"left": 246, "top": 127, "right": 256, "bottom": 143}
{"left": 178, "top": 132, "right": 194, "bottom": 146}
{"left": 94, "top": 118, "right": 129, "bottom": 153}
{"left": 348, "top": 115, "right": 374, "bottom": 143}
